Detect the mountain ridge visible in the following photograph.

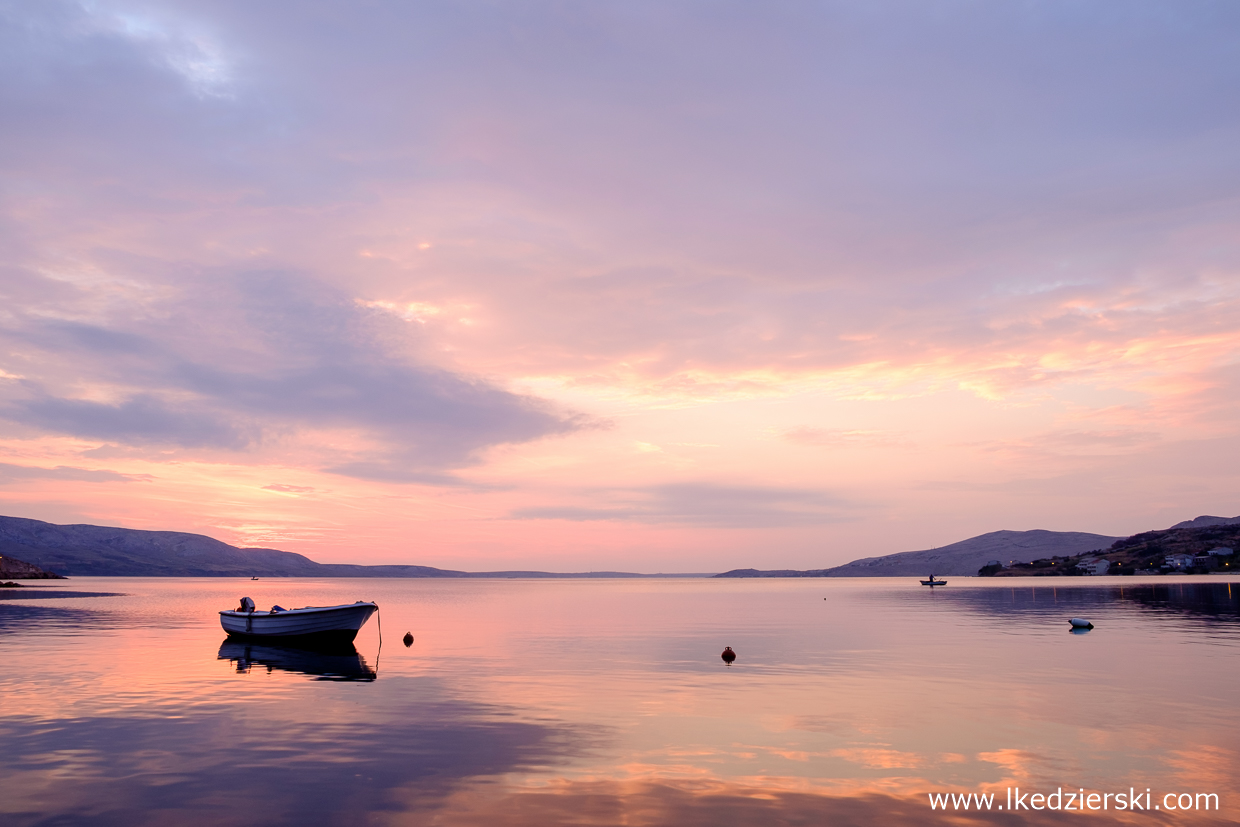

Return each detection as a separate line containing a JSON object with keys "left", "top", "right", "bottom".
{"left": 0, "top": 515, "right": 699, "bottom": 578}
{"left": 4, "top": 513, "right": 1236, "bottom": 579}
{"left": 717, "top": 516, "right": 1239, "bottom": 578}
{"left": 716, "top": 529, "right": 1125, "bottom": 577}
{"left": 1170, "top": 515, "right": 1240, "bottom": 530}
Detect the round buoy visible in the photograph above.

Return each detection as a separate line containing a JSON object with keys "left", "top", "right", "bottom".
{"left": 403, "top": 632, "right": 414, "bottom": 647}
{"left": 721, "top": 646, "right": 736, "bottom": 665}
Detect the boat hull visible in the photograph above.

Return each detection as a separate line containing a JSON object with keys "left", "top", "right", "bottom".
{"left": 220, "top": 602, "right": 377, "bottom": 644}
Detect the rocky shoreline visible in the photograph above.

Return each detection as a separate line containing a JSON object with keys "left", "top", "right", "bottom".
{"left": 0, "top": 553, "right": 67, "bottom": 580}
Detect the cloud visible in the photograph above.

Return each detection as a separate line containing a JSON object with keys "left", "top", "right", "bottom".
{"left": 0, "top": 274, "right": 582, "bottom": 474}
{"left": 510, "top": 483, "right": 851, "bottom": 528}
{"left": 0, "top": 463, "right": 152, "bottom": 484}
{"left": 320, "top": 463, "right": 501, "bottom": 487}
{"left": 6, "top": 392, "right": 254, "bottom": 449}
{"left": 1, "top": 0, "right": 1239, "bottom": 564}
{"left": 982, "top": 429, "right": 1162, "bottom": 454}
{"left": 781, "top": 428, "right": 905, "bottom": 448}
{"left": 4, "top": 0, "right": 1240, "bottom": 411}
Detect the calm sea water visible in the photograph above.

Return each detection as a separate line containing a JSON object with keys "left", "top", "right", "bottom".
{"left": 1, "top": 576, "right": 1237, "bottom": 826}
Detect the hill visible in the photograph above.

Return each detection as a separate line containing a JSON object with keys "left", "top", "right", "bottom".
{"left": 0, "top": 515, "right": 363, "bottom": 577}
{"left": 10, "top": 514, "right": 1235, "bottom": 579}
{"left": 989, "top": 521, "right": 1240, "bottom": 576}
{"left": 1170, "top": 515, "right": 1240, "bottom": 530}
{"left": 0, "top": 516, "right": 680, "bottom": 578}
{"left": 715, "top": 529, "right": 1122, "bottom": 578}
{"left": 1102, "top": 521, "right": 1240, "bottom": 567}
{"left": 0, "top": 551, "right": 66, "bottom": 579}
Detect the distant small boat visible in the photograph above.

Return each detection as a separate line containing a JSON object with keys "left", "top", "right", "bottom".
{"left": 251, "top": 576, "right": 259, "bottom": 580}
{"left": 220, "top": 597, "right": 378, "bottom": 645}
{"left": 920, "top": 575, "right": 947, "bottom": 586}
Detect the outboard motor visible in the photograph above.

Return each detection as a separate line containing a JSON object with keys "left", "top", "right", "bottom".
{"left": 237, "top": 596, "right": 255, "bottom": 612}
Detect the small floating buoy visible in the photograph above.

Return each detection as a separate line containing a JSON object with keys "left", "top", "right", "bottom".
{"left": 721, "top": 646, "right": 736, "bottom": 665}
{"left": 1069, "top": 618, "right": 1094, "bottom": 629}
{"left": 402, "top": 632, "right": 414, "bottom": 647}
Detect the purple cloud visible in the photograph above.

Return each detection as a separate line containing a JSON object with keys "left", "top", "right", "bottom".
{"left": 0, "top": 274, "right": 582, "bottom": 475}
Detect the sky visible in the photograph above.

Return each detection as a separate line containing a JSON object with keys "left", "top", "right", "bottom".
{"left": 2, "top": 0, "right": 1239, "bottom": 572}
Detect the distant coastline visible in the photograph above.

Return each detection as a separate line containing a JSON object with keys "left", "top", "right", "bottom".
{"left": 0, "top": 514, "right": 714, "bottom": 579}
{"left": 716, "top": 516, "right": 1239, "bottom": 579}
{"left": 1, "top": 513, "right": 1237, "bottom": 579}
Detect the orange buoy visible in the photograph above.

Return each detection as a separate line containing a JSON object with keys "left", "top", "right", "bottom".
{"left": 721, "top": 646, "right": 736, "bottom": 665}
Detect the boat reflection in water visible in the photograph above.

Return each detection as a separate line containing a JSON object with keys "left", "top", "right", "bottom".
{"left": 218, "top": 639, "right": 377, "bottom": 682}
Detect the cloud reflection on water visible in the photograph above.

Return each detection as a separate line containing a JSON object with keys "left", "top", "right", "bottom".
{"left": 0, "top": 601, "right": 123, "bottom": 634}
{"left": 3, "top": 579, "right": 1238, "bottom": 825}
{"left": 0, "top": 694, "right": 594, "bottom": 826}
{"left": 377, "top": 777, "right": 1233, "bottom": 827}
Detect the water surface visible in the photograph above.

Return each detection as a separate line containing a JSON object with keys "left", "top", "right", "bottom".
{"left": 1, "top": 577, "right": 1237, "bottom": 825}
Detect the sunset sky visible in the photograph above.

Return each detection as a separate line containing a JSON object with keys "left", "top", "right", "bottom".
{"left": 2, "top": 1, "right": 1238, "bottom": 572}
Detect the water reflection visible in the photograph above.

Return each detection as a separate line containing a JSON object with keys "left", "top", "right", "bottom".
{"left": 0, "top": 698, "right": 590, "bottom": 826}
{"left": 417, "top": 778, "right": 1210, "bottom": 827}
{"left": 1118, "top": 581, "right": 1240, "bottom": 620}
{"left": 0, "top": 589, "right": 124, "bottom": 601}
{"left": 218, "top": 639, "right": 378, "bottom": 682}
{"left": 0, "top": 602, "right": 121, "bottom": 634}
{"left": 2, "top": 578, "right": 1237, "bottom": 826}
{"left": 893, "top": 580, "right": 1240, "bottom": 625}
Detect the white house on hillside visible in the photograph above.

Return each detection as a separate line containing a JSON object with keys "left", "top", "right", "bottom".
{"left": 1078, "top": 558, "right": 1110, "bottom": 575}
{"left": 1165, "top": 553, "right": 1195, "bottom": 570}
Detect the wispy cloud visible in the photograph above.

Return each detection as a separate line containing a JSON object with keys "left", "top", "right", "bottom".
{"left": 261, "top": 483, "right": 314, "bottom": 494}
{"left": 0, "top": 463, "right": 152, "bottom": 484}
{"left": 511, "top": 483, "right": 852, "bottom": 528}
{"left": 780, "top": 428, "right": 904, "bottom": 448}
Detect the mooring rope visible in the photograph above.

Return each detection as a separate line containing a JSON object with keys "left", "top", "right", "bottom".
{"left": 373, "top": 603, "right": 382, "bottom": 672}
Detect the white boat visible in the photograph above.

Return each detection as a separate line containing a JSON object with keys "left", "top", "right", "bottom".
{"left": 220, "top": 597, "right": 378, "bottom": 644}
